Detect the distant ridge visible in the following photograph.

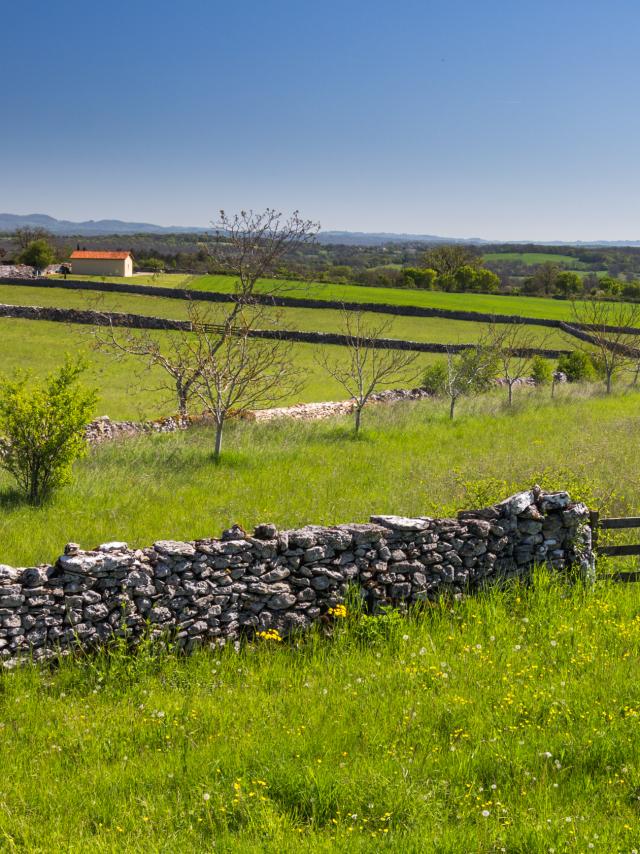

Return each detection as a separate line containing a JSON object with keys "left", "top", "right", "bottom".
{"left": 1, "top": 212, "right": 639, "bottom": 247}
{"left": 0, "top": 213, "right": 209, "bottom": 236}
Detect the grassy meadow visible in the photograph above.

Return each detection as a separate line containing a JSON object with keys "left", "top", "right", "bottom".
{"left": 2, "top": 573, "right": 640, "bottom": 852}
{"left": 483, "top": 251, "right": 580, "bottom": 266}
{"left": 0, "top": 346, "right": 640, "bottom": 849}
{"left": 0, "top": 279, "right": 573, "bottom": 422}
{"left": 0, "top": 384, "right": 636, "bottom": 567}
{"left": 48, "top": 271, "right": 602, "bottom": 320}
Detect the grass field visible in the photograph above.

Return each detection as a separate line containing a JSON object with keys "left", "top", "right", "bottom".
{"left": 0, "top": 282, "right": 571, "bottom": 345}
{"left": 49, "top": 272, "right": 599, "bottom": 320}
{"left": 0, "top": 385, "right": 634, "bottom": 568}
{"left": 2, "top": 574, "right": 640, "bottom": 852}
{"left": 1, "top": 390, "right": 640, "bottom": 850}
{"left": 0, "top": 317, "right": 445, "bottom": 420}
{"left": 483, "top": 251, "right": 581, "bottom": 267}
{"left": 0, "top": 281, "right": 575, "bottom": 421}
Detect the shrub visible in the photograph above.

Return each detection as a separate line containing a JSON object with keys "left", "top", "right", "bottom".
{"left": 422, "top": 361, "right": 448, "bottom": 395}
{"left": 18, "top": 239, "right": 55, "bottom": 272}
{"left": 0, "top": 359, "right": 97, "bottom": 504}
{"left": 556, "top": 350, "right": 597, "bottom": 383}
{"left": 530, "top": 356, "right": 553, "bottom": 385}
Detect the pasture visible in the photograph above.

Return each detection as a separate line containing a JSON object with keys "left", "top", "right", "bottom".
{"left": 1, "top": 390, "right": 640, "bottom": 850}
{"left": 483, "top": 251, "right": 581, "bottom": 267}
{"left": 49, "top": 271, "right": 595, "bottom": 320}
{"left": 0, "top": 385, "right": 636, "bottom": 568}
{"left": 0, "top": 280, "right": 572, "bottom": 422}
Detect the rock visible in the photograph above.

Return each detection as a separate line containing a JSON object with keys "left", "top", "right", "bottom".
{"left": 253, "top": 523, "right": 278, "bottom": 540}
{"left": 498, "top": 491, "right": 534, "bottom": 516}
{"left": 221, "top": 525, "right": 246, "bottom": 542}
{"left": 153, "top": 540, "right": 196, "bottom": 557}
{"left": 98, "top": 542, "right": 128, "bottom": 552}
{"left": 370, "top": 515, "right": 429, "bottom": 532}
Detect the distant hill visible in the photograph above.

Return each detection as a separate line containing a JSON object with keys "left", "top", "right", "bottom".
{"left": 1, "top": 213, "right": 639, "bottom": 247}
{"left": 0, "top": 213, "right": 209, "bottom": 236}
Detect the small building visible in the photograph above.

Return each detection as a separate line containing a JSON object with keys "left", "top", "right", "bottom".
{"left": 69, "top": 250, "right": 134, "bottom": 277}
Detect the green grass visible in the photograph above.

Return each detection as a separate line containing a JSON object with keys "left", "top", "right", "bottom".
{"left": 483, "top": 251, "right": 580, "bottom": 266}
{"left": 1, "top": 560, "right": 640, "bottom": 850}
{"left": 0, "top": 384, "right": 635, "bottom": 567}
{"left": 0, "top": 282, "right": 570, "bottom": 347}
{"left": 0, "top": 317, "right": 444, "bottom": 420}
{"left": 50, "top": 271, "right": 612, "bottom": 321}
{"left": 2, "top": 386, "right": 640, "bottom": 850}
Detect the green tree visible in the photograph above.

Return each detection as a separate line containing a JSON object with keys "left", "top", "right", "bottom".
{"left": 556, "top": 351, "right": 596, "bottom": 383}
{"left": 555, "top": 271, "right": 582, "bottom": 297}
{"left": 0, "top": 360, "right": 96, "bottom": 504}
{"left": 403, "top": 267, "right": 437, "bottom": 289}
{"left": 530, "top": 355, "right": 553, "bottom": 385}
{"left": 423, "top": 244, "right": 480, "bottom": 276}
{"left": 599, "top": 276, "right": 622, "bottom": 296}
{"left": 19, "top": 239, "right": 55, "bottom": 273}
{"left": 426, "top": 343, "right": 498, "bottom": 419}
{"left": 453, "top": 265, "right": 478, "bottom": 291}
{"left": 422, "top": 361, "right": 449, "bottom": 394}
{"left": 474, "top": 268, "right": 500, "bottom": 293}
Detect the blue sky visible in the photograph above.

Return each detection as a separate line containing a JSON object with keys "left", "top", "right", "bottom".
{"left": 3, "top": 0, "right": 640, "bottom": 240}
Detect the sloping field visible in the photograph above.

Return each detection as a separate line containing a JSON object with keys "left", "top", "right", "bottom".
{"left": 0, "top": 282, "right": 570, "bottom": 348}
{"left": 0, "top": 317, "right": 441, "bottom": 419}
{"left": 49, "top": 272, "right": 594, "bottom": 320}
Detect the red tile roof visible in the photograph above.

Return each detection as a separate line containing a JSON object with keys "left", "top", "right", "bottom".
{"left": 70, "top": 251, "right": 132, "bottom": 260}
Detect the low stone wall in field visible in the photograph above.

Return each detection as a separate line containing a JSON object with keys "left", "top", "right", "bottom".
{"left": 0, "top": 488, "right": 593, "bottom": 666}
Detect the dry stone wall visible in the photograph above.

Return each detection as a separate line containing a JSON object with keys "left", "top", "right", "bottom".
{"left": 0, "top": 488, "right": 592, "bottom": 666}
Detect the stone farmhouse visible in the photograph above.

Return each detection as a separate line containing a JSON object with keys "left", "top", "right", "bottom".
{"left": 69, "top": 250, "right": 133, "bottom": 277}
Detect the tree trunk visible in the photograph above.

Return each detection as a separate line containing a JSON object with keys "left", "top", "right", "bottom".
{"left": 551, "top": 378, "right": 556, "bottom": 398}
{"left": 177, "top": 382, "right": 188, "bottom": 416}
{"left": 449, "top": 396, "right": 456, "bottom": 420}
{"left": 606, "top": 371, "right": 613, "bottom": 394}
{"left": 354, "top": 405, "right": 362, "bottom": 434}
{"left": 214, "top": 420, "right": 224, "bottom": 460}
{"left": 508, "top": 381, "right": 513, "bottom": 406}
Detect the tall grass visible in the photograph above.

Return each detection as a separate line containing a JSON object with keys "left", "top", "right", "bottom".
{"left": 0, "top": 384, "right": 637, "bottom": 567}
{"left": 1, "top": 574, "right": 639, "bottom": 851}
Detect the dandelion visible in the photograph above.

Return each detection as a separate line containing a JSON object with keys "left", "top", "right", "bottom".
{"left": 550, "top": 640, "right": 558, "bottom": 647}
{"left": 256, "top": 629, "right": 283, "bottom": 642}
{"left": 481, "top": 810, "right": 490, "bottom": 817}
{"left": 419, "top": 647, "right": 427, "bottom": 656}
{"left": 203, "top": 793, "right": 210, "bottom": 801}
{"left": 402, "top": 635, "right": 410, "bottom": 641}
{"left": 328, "top": 604, "right": 347, "bottom": 618}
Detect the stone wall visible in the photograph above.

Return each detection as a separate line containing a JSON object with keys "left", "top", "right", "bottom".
{"left": 0, "top": 301, "right": 569, "bottom": 358}
{"left": 0, "top": 488, "right": 592, "bottom": 666}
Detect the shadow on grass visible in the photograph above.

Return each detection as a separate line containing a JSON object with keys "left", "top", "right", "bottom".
{"left": 0, "top": 488, "right": 31, "bottom": 510}
{"left": 313, "top": 425, "right": 378, "bottom": 445}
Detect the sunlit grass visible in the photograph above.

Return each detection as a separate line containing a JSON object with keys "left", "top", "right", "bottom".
{"left": 0, "top": 383, "right": 636, "bottom": 567}
{"left": 0, "top": 574, "right": 639, "bottom": 851}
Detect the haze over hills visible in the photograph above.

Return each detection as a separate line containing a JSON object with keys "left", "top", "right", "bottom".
{"left": 2, "top": 212, "right": 640, "bottom": 247}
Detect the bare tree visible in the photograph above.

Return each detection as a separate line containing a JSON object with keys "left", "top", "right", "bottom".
{"left": 13, "top": 227, "right": 51, "bottom": 251}
{"left": 93, "top": 208, "right": 319, "bottom": 426}
{"left": 486, "top": 321, "right": 542, "bottom": 406}
{"left": 93, "top": 302, "right": 208, "bottom": 417}
{"left": 193, "top": 313, "right": 301, "bottom": 459}
{"left": 315, "top": 310, "right": 420, "bottom": 433}
{"left": 568, "top": 299, "right": 640, "bottom": 393}
{"left": 206, "top": 209, "right": 320, "bottom": 303}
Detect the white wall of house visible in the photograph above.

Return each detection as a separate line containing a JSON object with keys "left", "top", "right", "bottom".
{"left": 70, "top": 257, "right": 133, "bottom": 277}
